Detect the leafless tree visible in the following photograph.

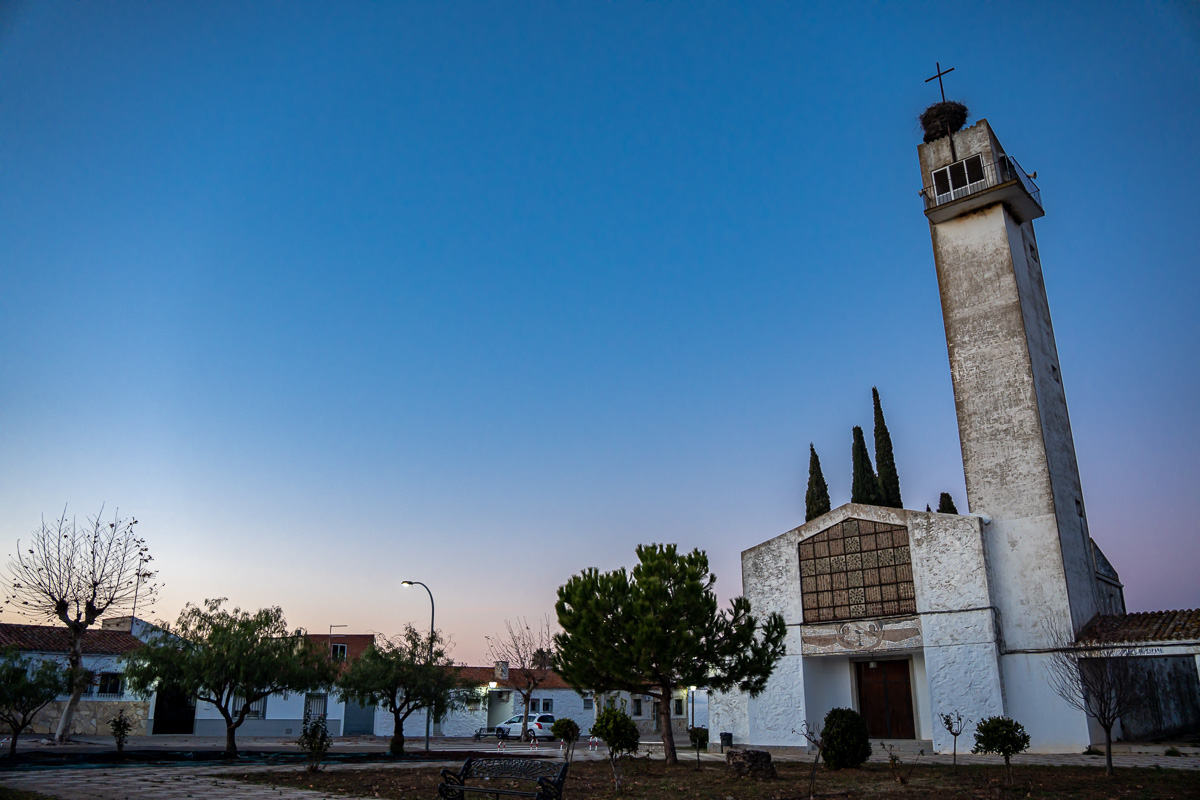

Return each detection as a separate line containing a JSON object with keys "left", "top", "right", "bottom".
{"left": 1042, "top": 619, "right": 1143, "bottom": 776}
{"left": 5, "top": 506, "right": 156, "bottom": 743}
{"left": 486, "top": 615, "right": 554, "bottom": 740}
{"left": 793, "top": 722, "right": 824, "bottom": 800}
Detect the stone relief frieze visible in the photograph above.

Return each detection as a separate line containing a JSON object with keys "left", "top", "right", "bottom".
{"left": 800, "top": 616, "right": 922, "bottom": 656}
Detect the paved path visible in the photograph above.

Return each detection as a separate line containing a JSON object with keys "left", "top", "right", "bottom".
{"left": 2, "top": 746, "right": 1196, "bottom": 799}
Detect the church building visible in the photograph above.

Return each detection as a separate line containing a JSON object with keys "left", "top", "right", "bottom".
{"left": 708, "top": 106, "right": 1200, "bottom": 754}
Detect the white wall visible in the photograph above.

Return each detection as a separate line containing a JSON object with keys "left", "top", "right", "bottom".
{"left": 802, "top": 656, "right": 853, "bottom": 736}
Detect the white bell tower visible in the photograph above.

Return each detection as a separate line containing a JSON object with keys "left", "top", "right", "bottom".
{"left": 918, "top": 106, "right": 1101, "bottom": 749}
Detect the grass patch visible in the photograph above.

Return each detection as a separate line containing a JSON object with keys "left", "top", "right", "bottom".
{"left": 0, "top": 787, "right": 56, "bottom": 800}
{"left": 231, "top": 758, "right": 1200, "bottom": 799}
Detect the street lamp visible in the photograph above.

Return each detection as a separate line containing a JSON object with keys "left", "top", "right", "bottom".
{"left": 401, "top": 580, "right": 435, "bottom": 752}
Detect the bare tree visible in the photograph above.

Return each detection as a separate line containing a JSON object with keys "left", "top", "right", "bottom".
{"left": 1043, "top": 620, "right": 1143, "bottom": 776}
{"left": 486, "top": 616, "right": 554, "bottom": 740}
{"left": 5, "top": 506, "right": 156, "bottom": 743}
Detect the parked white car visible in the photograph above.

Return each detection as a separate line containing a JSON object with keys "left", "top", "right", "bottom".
{"left": 494, "top": 713, "right": 556, "bottom": 741}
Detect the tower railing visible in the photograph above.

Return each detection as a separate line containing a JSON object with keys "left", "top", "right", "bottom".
{"left": 921, "top": 154, "right": 1041, "bottom": 212}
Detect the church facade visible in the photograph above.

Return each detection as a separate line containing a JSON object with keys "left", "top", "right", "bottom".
{"left": 709, "top": 116, "right": 1199, "bottom": 753}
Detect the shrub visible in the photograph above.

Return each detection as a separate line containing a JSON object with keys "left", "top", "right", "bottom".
{"left": 688, "top": 726, "right": 709, "bottom": 749}
{"left": 591, "top": 706, "right": 639, "bottom": 791}
{"left": 297, "top": 711, "right": 332, "bottom": 772}
{"left": 552, "top": 718, "right": 581, "bottom": 761}
{"left": 108, "top": 709, "right": 133, "bottom": 755}
{"left": 821, "top": 707, "right": 871, "bottom": 770}
{"left": 972, "top": 715, "right": 1030, "bottom": 784}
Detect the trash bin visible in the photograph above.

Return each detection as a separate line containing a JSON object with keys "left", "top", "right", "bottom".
{"left": 719, "top": 731, "right": 733, "bottom": 752}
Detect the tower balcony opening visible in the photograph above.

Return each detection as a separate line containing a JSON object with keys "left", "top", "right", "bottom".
{"left": 920, "top": 153, "right": 1043, "bottom": 224}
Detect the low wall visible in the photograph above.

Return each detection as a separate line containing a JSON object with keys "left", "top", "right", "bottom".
{"left": 30, "top": 700, "right": 150, "bottom": 736}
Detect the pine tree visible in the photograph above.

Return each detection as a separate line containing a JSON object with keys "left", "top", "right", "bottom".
{"left": 872, "top": 387, "right": 903, "bottom": 509}
{"left": 805, "top": 444, "right": 832, "bottom": 522}
{"left": 937, "top": 492, "right": 959, "bottom": 514}
{"left": 850, "top": 426, "right": 882, "bottom": 505}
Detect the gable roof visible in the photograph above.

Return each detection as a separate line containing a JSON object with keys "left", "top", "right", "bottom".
{"left": 0, "top": 623, "right": 143, "bottom": 655}
{"left": 455, "top": 666, "right": 574, "bottom": 691}
{"left": 1079, "top": 609, "right": 1200, "bottom": 644}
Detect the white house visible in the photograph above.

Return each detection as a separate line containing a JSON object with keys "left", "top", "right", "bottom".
{"left": 0, "top": 622, "right": 148, "bottom": 736}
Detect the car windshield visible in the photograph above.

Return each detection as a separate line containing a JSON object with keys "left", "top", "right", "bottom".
{"left": 505, "top": 716, "right": 522, "bottom": 724}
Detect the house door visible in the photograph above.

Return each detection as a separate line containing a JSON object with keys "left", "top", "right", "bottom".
{"left": 855, "top": 660, "right": 915, "bottom": 739}
{"left": 152, "top": 684, "right": 196, "bottom": 734}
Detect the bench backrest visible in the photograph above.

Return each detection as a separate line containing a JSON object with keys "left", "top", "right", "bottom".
{"left": 461, "top": 757, "right": 567, "bottom": 784}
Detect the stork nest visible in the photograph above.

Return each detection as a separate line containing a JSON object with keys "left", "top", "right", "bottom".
{"left": 920, "top": 101, "right": 969, "bottom": 143}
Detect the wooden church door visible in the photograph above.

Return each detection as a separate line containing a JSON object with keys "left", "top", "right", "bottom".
{"left": 855, "top": 660, "right": 915, "bottom": 739}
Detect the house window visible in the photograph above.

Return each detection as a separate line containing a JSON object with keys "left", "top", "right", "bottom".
{"left": 97, "top": 673, "right": 124, "bottom": 698}
{"left": 233, "top": 696, "right": 267, "bottom": 719}
{"left": 632, "top": 698, "right": 643, "bottom": 717}
{"left": 529, "top": 699, "right": 540, "bottom": 713}
{"left": 330, "top": 644, "right": 348, "bottom": 662}
{"left": 674, "top": 698, "right": 684, "bottom": 717}
{"left": 541, "top": 699, "right": 552, "bottom": 713}
{"left": 305, "top": 693, "right": 328, "bottom": 719}
{"left": 583, "top": 695, "right": 594, "bottom": 711}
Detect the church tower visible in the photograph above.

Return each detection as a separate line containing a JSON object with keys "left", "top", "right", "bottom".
{"left": 919, "top": 109, "right": 1102, "bottom": 745}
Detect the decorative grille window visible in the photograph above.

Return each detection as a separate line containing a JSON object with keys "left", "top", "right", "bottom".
{"left": 632, "top": 698, "right": 643, "bottom": 717}
{"left": 97, "top": 672, "right": 124, "bottom": 697}
{"left": 674, "top": 698, "right": 684, "bottom": 716}
{"left": 798, "top": 518, "right": 915, "bottom": 623}
{"left": 233, "top": 695, "right": 268, "bottom": 719}
{"left": 305, "top": 693, "right": 328, "bottom": 719}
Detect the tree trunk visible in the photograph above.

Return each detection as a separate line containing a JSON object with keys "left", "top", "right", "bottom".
{"left": 520, "top": 695, "right": 531, "bottom": 740}
{"left": 53, "top": 638, "right": 87, "bottom": 744}
{"left": 392, "top": 711, "right": 406, "bottom": 755}
{"left": 225, "top": 722, "right": 238, "bottom": 757}
{"left": 1104, "top": 725, "right": 1113, "bottom": 776}
{"left": 9, "top": 729, "right": 19, "bottom": 757}
{"left": 657, "top": 691, "right": 677, "bottom": 765}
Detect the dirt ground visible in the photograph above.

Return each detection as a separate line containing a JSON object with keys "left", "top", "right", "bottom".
{"left": 234, "top": 757, "right": 1200, "bottom": 799}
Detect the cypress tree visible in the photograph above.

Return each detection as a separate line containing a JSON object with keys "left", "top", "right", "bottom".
{"left": 872, "top": 387, "right": 903, "bottom": 509}
{"left": 850, "top": 426, "right": 882, "bottom": 505}
{"left": 937, "top": 492, "right": 959, "bottom": 514}
{"left": 805, "top": 444, "right": 832, "bottom": 522}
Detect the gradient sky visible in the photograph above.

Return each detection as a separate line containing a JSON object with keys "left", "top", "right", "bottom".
{"left": 2, "top": 2, "right": 1197, "bottom": 665}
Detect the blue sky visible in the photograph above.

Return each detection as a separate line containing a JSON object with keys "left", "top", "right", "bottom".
{"left": 2, "top": 2, "right": 1197, "bottom": 663}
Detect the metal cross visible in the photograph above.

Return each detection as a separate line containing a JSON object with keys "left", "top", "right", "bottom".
{"left": 925, "top": 62, "right": 955, "bottom": 102}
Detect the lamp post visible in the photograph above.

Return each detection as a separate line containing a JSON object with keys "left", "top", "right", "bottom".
{"left": 401, "top": 580, "right": 435, "bottom": 752}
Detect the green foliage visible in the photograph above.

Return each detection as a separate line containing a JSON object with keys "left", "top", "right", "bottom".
{"left": 972, "top": 715, "right": 1030, "bottom": 784}
{"left": 551, "top": 717, "right": 580, "bottom": 743}
{"left": 298, "top": 710, "right": 332, "bottom": 772}
{"left": 554, "top": 543, "right": 787, "bottom": 765}
{"left": 0, "top": 649, "right": 67, "bottom": 756}
{"left": 937, "top": 492, "right": 958, "bottom": 514}
{"left": 552, "top": 717, "right": 581, "bottom": 762}
{"left": 122, "top": 598, "right": 337, "bottom": 756}
{"left": 872, "top": 388, "right": 902, "bottom": 509}
{"left": 591, "top": 706, "right": 640, "bottom": 791}
{"left": 108, "top": 709, "right": 133, "bottom": 754}
{"left": 850, "top": 427, "right": 882, "bottom": 505}
{"left": 688, "top": 726, "right": 709, "bottom": 749}
{"left": 805, "top": 445, "right": 832, "bottom": 522}
{"left": 821, "top": 707, "right": 872, "bottom": 770}
{"left": 336, "top": 625, "right": 463, "bottom": 755}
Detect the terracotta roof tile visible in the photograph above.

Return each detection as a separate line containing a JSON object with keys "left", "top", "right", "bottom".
{"left": 1079, "top": 609, "right": 1200, "bottom": 644}
{"left": 454, "top": 666, "right": 575, "bottom": 691}
{"left": 0, "top": 623, "right": 143, "bottom": 655}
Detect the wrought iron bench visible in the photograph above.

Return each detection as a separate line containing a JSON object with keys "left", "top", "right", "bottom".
{"left": 438, "top": 756, "right": 569, "bottom": 800}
